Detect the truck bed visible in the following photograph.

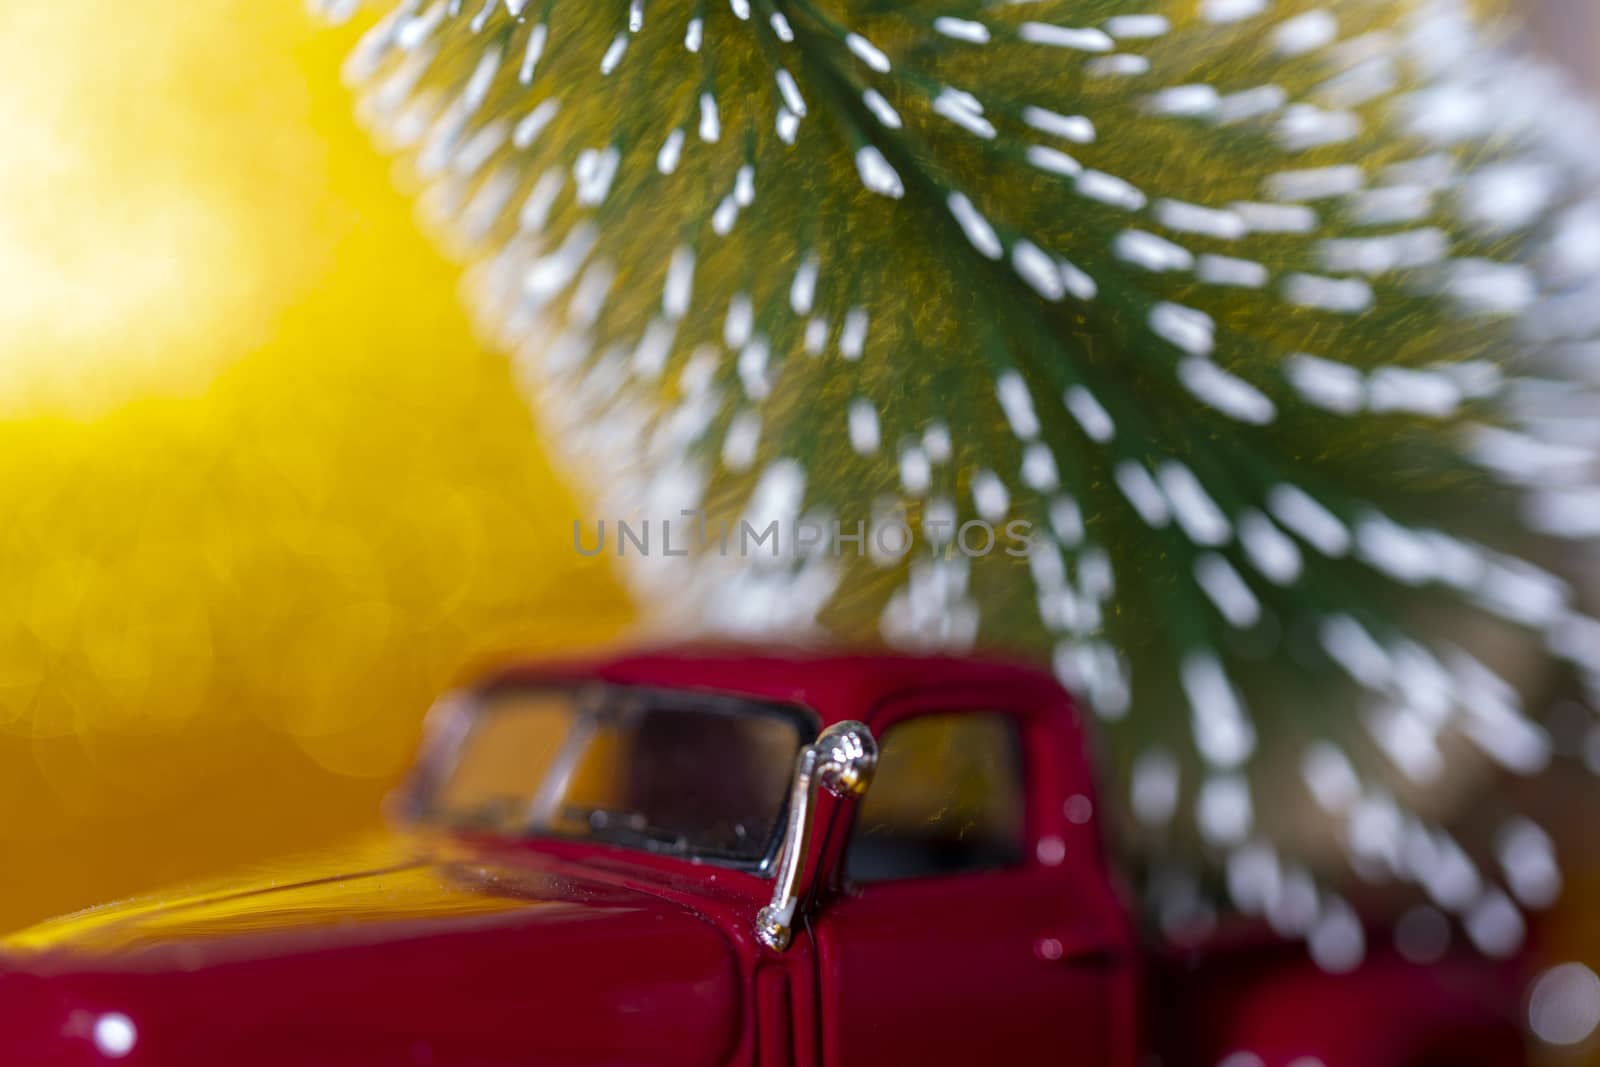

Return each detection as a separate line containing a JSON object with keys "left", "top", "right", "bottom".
{"left": 1148, "top": 925, "right": 1528, "bottom": 1067}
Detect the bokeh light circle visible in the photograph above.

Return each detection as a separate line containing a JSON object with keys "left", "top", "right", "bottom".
{"left": 1529, "top": 962, "right": 1600, "bottom": 1046}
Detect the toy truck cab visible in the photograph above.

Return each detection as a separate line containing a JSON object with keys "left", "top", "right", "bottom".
{"left": 403, "top": 649, "right": 1140, "bottom": 1067}
{"left": 0, "top": 649, "right": 1523, "bottom": 1066}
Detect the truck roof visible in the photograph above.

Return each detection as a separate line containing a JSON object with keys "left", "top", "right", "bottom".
{"left": 483, "top": 644, "right": 1064, "bottom": 728}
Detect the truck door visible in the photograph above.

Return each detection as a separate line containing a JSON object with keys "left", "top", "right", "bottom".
{"left": 809, "top": 686, "right": 1137, "bottom": 1067}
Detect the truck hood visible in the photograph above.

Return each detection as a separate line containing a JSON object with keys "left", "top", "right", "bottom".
{"left": 0, "top": 837, "right": 742, "bottom": 1066}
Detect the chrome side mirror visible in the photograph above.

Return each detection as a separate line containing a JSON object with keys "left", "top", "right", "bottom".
{"left": 755, "top": 721, "right": 878, "bottom": 951}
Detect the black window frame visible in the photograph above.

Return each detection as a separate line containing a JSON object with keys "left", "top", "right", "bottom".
{"left": 415, "top": 680, "right": 820, "bottom": 874}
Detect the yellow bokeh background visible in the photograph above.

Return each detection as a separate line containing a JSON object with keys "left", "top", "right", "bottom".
{"left": 0, "top": 2, "right": 631, "bottom": 931}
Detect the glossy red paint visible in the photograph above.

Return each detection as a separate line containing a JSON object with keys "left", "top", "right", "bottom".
{"left": 1152, "top": 935, "right": 1529, "bottom": 1067}
{"left": 810, "top": 674, "right": 1139, "bottom": 1067}
{"left": 0, "top": 647, "right": 1528, "bottom": 1067}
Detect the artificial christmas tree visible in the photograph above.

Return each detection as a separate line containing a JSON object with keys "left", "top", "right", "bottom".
{"left": 321, "top": 0, "right": 1600, "bottom": 962}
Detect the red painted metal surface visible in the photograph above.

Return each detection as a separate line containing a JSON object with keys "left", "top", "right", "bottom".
{"left": 0, "top": 647, "right": 1528, "bottom": 1066}
{"left": 810, "top": 676, "right": 1139, "bottom": 1067}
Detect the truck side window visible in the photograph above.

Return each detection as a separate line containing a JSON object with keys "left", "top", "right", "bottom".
{"left": 845, "top": 712, "right": 1025, "bottom": 883}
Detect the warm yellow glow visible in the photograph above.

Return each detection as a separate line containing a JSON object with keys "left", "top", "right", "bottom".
{"left": 0, "top": 4, "right": 331, "bottom": 413}
{"left": 0, "top": 2, "right": 631, "bottom": 931}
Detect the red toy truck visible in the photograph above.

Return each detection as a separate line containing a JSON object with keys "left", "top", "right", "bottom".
{"left": 0, "top": 649, "right": 1526, "bottom": 1065}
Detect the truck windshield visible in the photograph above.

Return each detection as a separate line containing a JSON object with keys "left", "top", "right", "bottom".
{"left": 418, "top": 684, "right": 811, "bottom": 868}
